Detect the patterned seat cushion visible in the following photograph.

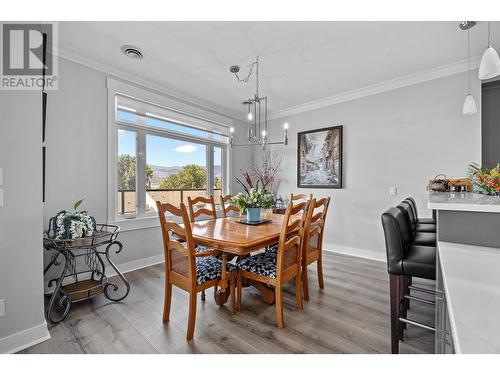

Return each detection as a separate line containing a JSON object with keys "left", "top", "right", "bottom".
{"left": 195, "top": 246, "right": 215, "bottom": 254}
{"left": 196, "top": 256, "right": 236, "bottom": 285}
{"left": 265, "top": 243, "right": 278, "bottom": 255}
{"left": 237, "top": 252, "right": 277, "bottom": 278}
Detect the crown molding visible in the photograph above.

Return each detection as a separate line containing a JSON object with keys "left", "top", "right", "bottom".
{"left": 56, "top": 44, "right": 242, "bottom": 122}
{"left": 268, "top": 56, "right": 482, "bottom": 120}
{"left": 56, "top": 44, "right": 482, "bottom": 123}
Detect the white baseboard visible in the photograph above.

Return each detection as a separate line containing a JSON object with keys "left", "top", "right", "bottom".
{"left": 0, "top": 321, "right": 50, "bottom": 354}
{"left": 109, "top": 254, "right": 164, "bottom": 277}
{"left": 323, "top": 243, "right": 386, "bottom": 263}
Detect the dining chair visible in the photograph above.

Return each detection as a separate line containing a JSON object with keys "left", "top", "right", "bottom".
{"left": 220, "top": 194, "right": 240, "bottom": 218}
{"left": 266, "top": 193, "right": 312, "bottom": 254}
{"left": 156, "top": 201, "right": 236, "bottom": 340}
{"left": 290, "top": 193, "right": 313, "bottom": 203}
{"left": 187, "top": 195, "right": 217, "bottom": 223}
{"left": 301, "top": 197, "right": 330, "bottom": 301}
{"left": 265, "top": 194, "right": 312, "bottom": 257}
{"left": 187, "top": 195, "right": 218, "bottom": 302}
{"left": 237, "top": 200, "right": 308, "bottom": 328}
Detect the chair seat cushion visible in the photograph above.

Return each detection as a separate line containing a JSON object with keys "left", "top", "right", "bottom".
{"left": 413, "top": 231, "right": 436, "bottom": 246}
{"left": 416, "top": 223, "right": 437, "bottom": 233}
{"left": 265, "top": 243, "right": 278, "bottom": 255}
{"left": 418, "top": 218, "right": 436, "bottom": 225}
{"left": 195, "top": 246, "right": 215, "bottom": 253}
{"left": 238, "top": 252, "right": 277, "bottom": 278}
{"left": 196, "top": 256, "right": 236, "bottom": 285}
{"left": 403, "top": 245, "right": 436, "bottom": 280}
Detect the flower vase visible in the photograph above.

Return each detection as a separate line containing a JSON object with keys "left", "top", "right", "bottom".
{"left": 246, "top": 207, "right": 261, "bottom": 222}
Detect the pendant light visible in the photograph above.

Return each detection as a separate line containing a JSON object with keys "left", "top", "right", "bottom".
{"left": 479, "top": 21, "right": 500, "bottom": 80}
{"left": 462, "top": 24, "right": 477, "bottom": 116}
{"left": 229, "top": 56, "right": 289, "bottom": 148}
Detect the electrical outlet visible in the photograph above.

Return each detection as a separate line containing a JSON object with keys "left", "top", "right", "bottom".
{"left": 389, "top": 186, "right": 398, "bottom": 196}
{"left": 0, "top": 299, "right": 5, "bottom": 318}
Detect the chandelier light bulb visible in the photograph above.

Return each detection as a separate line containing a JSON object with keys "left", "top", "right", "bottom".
{"left": 283, "top": 122, "right": 289, "bottom": 130}
{"left": 247, "top": 111, "right": 253, "bottom": 121}
{"left": 229, "top": 126, "right": 234, "bottom": 134}
{"left": 262, "top": 130, "right": 267, "bottom": 137}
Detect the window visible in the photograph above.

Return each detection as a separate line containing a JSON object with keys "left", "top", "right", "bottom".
{"left": 145, "top": 134, "right": 207, "bottom": 213}
{"left": 113, "top": 93, "right": 230, "bottom": 220}
{"left": 117, "top": 129, "right": 137, "bottom": 215}
{"left": 213, "top": 146, "right": 223, "bottom": 208}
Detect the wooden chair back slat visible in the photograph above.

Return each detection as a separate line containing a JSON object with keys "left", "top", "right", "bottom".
{"left": 290, "top": 193, "right": 313, "bottom": 203}
{"left": 220, "top": 195, "right": 240, "bottom": 218}
{"left": 188, "top": 195, "right": 217, "bottom": 223}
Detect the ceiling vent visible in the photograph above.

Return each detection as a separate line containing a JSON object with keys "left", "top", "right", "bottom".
{"left": 121, "top": 45, "right": 143, "bottom": 60}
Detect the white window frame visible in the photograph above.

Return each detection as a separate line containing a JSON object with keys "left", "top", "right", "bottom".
{"left": 107, "top": 78, "right": 233, "bottom": 231}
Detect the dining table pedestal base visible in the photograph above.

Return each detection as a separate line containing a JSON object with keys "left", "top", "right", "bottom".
{"left": 247, "top": 280, "right": 275, "bottom": 304}
{"left": 213, "top": 279, "right": 275, "bottom": 306}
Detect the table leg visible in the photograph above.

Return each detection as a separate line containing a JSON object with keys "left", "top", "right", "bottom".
{"left": 214, "top": 253, "right": 230, "bottom": 306}
{"left": 214, "top": 288, "right": 230, "bottom": 306}
{"left": 247, "top": 280, "right": 275, "bottom": 304}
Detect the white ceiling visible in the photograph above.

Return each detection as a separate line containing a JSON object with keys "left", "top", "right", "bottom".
{"left": 59, "top": 21, "right": 500, "bottom": 119}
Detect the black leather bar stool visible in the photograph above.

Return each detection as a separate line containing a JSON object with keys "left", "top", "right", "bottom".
{"left": 381, "top": 207, "right": 436, "bottom": 354}
{"left": 404, "top": 197, "right": 436, "bottom": 226}
{"left": 397, "top": 202, "right": 437, "bottom": 246}
{"left": 397, "top": 200, "right": 436, "bottom": 311}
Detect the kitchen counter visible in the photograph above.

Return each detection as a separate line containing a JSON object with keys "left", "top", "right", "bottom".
{"left": 428, "top": 192, "right": 500, "bottom": 248}
{"left": 438, "top": 241, "right": 500, "bottom": 353}
{"left": 428, "top": 192, "right": 500, "bottom": 213}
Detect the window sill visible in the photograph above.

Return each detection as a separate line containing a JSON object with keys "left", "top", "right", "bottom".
{"left": 110, "top": 209, "right": 225, "bottom": 232}
{"left": 109, "top": 216, "right": 160, "bottom": 232}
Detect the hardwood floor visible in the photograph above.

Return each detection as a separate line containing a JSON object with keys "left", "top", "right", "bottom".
{"left": 21, "top": 252, "right": 434, "bottom": 354}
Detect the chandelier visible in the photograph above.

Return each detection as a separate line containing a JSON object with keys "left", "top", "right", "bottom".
{"left": 228, "top": 56, "right": 288, "bottom": 147}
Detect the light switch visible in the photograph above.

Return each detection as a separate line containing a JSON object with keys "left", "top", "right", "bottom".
{"left": 0, "top": 299, "right": 5, "bottom": 318}
{"left": 0, "top": 189, "right": 3, "bottom": 206}
{"left": 389, "top": 186, "right": 398, "bottom": 196}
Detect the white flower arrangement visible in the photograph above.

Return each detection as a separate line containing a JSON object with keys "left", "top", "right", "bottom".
{"left": 50, "top": 199, "right": 97, "bottom": 240}
{"left": 230, "top": 188, "right": 275, "bottom": 212}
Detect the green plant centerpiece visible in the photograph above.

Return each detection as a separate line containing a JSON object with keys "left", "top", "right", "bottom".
{"left": 232, "top": 147, "right": 280, "bottom": 222}
{"left": 230, "top": 187, "right": 275, "bottom": 222}
{"left": 468, "top": 162, "right": 500, "bottom": 196}
{"left": 48, "top": 199, "right": 97, "bottom": 240}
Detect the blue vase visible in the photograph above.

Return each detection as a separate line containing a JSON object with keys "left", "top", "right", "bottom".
{"left": 246, "top": 207, "right": 261, "bottom": 222}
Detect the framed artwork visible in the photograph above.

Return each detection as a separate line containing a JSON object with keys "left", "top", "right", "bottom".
{"left": 297, "top": 125, "right": 343, "bottom": 188}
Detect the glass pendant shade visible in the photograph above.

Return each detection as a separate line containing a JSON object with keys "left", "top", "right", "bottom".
{"left": 479, "top": 46, "right": 500, "bottom": 79}
{"left": 462, "top": 94, "right": 478, "bottom": 115}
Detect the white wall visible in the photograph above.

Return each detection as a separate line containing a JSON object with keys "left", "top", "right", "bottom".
{"left": 43, "top": 58, "right": 252, "bottom": 273}
{"left": 266, "top": 71, "right": 481, "bottom": 261}
{"left": 0, "top": 91, "right": 49, "bottom": 353}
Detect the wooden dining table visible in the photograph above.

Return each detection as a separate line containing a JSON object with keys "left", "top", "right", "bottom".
{"left": 189, "top": 212, "right": 288, "bottom": 305}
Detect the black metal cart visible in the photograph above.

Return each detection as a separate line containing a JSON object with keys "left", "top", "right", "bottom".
{"left": 43, "top": 224, "right": 130, "bottom": 324}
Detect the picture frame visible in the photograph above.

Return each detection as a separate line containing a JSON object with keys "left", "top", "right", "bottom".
{"left": 297, "top": 125, "right": 343, "bottom": 189}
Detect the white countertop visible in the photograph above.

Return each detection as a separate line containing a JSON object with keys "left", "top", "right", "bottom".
{"left": 428, "top": 192, "right": 500, "bottom": 213}
{"left": 438, "top": 241, "right": 500, "bottom": 353}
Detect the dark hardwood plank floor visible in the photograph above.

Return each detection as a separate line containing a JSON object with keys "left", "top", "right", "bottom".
{"left": 21, "top": 252, "right": 434, "bottom": 354}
